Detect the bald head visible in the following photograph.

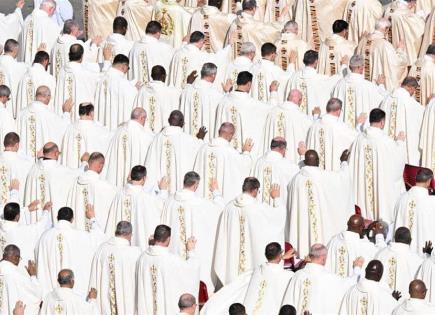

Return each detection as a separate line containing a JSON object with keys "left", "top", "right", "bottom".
{"left": 270, "top": 137, "right": 287, "bottom": 156}
{"left": 347, "top": 214, "right": 365, "bottom": 236}
{"left": 58, "top": 269, "right": 75, "bottom": 288}
{"left": 365, "top": 260, "right": 383, "bottom": 282}
{"left": 168, "top": 110, "right": 184, "bottom": 127}
{"left": 409, "top": 280, "right": 427, "bottom": 299}
{"left": 178, "top": 293, "right": 196, "bottom": 313}
{"left": 287, "top": 89, "right": 302, "bottom": 105}
{"left": 304, "top": 150, "right": 319, "bottom": 167}
{"left": 35, "top": 86, "right": 51, "bottom": 105}
{"left": 131, "top": 107, "right": 146, "bottom": 126}
{"left": 43, "top": 142, "right": 60, "bottom": 160}
{"left": 218, "top": 122, "right": 235, "bottom": 141}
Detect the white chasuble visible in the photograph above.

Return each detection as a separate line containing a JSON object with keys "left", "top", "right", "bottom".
{"left": 344, "top": 0, "right": 383, "bottom": 44}
{"left": 420, "top": 99, "right": 435, "bottom": 172}
{"left": 39, "top": 287, "right": 98, "bottom": 315}
{"left": 117, "top": 0, "right": 153, "bottom": 41}
{"left": 318, "top": 34, "right": 356, "bottom": 76}
{"left": 0, "top": 8, "right": 23, "bottom": 45}
{"left": 408, "top": 55, "right": 435, "bottom": 107}
{"left": 274, "top": 32, "right": 311, "bottom": 72}
{"left": 417, "top": 252, "right": 435, "bottom": 304}
{"left": 392, "top": 298, "right": 435, "bottom": 315}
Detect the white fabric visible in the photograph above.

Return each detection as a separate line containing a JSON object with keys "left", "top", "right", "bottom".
{"left": 318, "top": 34, "right": 356, "bottom": 76}
{"left": 105, "top": 33, "right": 134, "bottom": 57}
{"left": 39, "top": 287, "right": 98, "bottom": 315}
{"left": 223, "top": 56, "right": 254, "bottom": 90}
{"left": 0, "top": 8, "right": 23, "bottom": 45}
{"left": 0, "top": 151, "right": 33, "bottom": 203}
{"left": 392, "top": 298, "right": 435, "bottom": 315}
{"left": 345, "top": 0, "right": 383, "bottom": 44}
{"left": 417, "top": 252, "right": 435, "bottom": 304}
{"left": 0, "top": 104, "right": 16, "bottom": 149}
{"left": 420, "top": 99, "right": 435, "bottom": 172}
{"left": 274, "top": 32, "right": 310, "bottom": 71}
{"left": 34, "top": 0, "right": 74, "bottom": 27}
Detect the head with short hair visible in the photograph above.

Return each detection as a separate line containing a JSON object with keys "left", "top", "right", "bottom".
{"left": 4, "top": 202, "right": 20, "bottom": 222}
{"left": 283, "top": 21, "right": 298, "bottom": 34}
{"left": 0, "top": 85, "right": 11, "bottom": 104}
{"left": 304, "top": 150, "right": 319, "bottom": 167}
{"left": 229, "top": 303, "right": 247, "bottom": 315}
{"left": 236, "top": 71, "right": 253, "bottom": 92}
{"left": 115, "top": 221, "right": 133, "bottom": 240}
{"left": 279, "top": 305, "right": 297, "bottom": 315}
{"left": 416, "top": 168, "right": 434, "bottom": 188}
{"left": 308, "top": 243, "right": 328, "bottom": 265}
{"left": 151, "top": 65, "right": 166, "bottom": 82}
{"left": 426, "top": 44, "right": 435, "bottom": 56}
{"left": 2, "top": 244, "right": 21, "bottom": 266}
{"left": 369, "top": 108, "right": 386, "bottom": 129}
{"left": 113, "top": 54, "right": 130, "bottom": 73}
{"left": 326, "top": 98, "right": 343, "bottom": 116}
{"left": 261, "top": 43, "right": 277, "bottom": 60}
{"left": 33, "top": 51, "right": 50, "bottom": 70}
{"left": 401, "top": 76, "right": 419, "bottom": 96}
{"left": 62, "top": 19, "right": 81, "bottom": 37}
{"left": 270, "top": 136, "right": 287, "bottom": 157}
{"left": 287, "top": 89, "right": 302, "bottom": 105}
{"left": 146, "top": 21, "right": 162, "bottom": 38}
{"left": 78, "top": 103, "right": 94, "bottom": 119}
{"left": 57, "top": 269, "right": 75, "bottom": 288}
{"left": 189, "top": 31, "right": 205, "bottom": 49}
{"left": 113, "top": 16, "right": 128, "bottom": 35}
{"left": 40, "top": 0, "right": 57, "bottom": 16}
{"left": 242, "top": 177, "right": 260, "bottom": 197}
{"left": 57, "top": 207, "right": 74, "bottom": 223}
{"left": 332, "top": 20, "right": 349, "bottom": 37}
{"left": 409, "top": 280, "right": 427, "bottom": 300}
{"left": 218, "top": 122, "right": 235, "bottom": 141}
{"left": 88, "top": 152, "right": 105, "bottom": 174}
{"left": 3, "top": 132, "right": 20, "bottom": 151}
{"left": 200, "top": 63, "right": 218, "bottom": 81}
{"left": 394, "top": 226, "right": 411, "bottom": 245}
{"left": 242, "top": 0, "right": 257, "bottom": 12}
{"left": 347, "top": 214, "right": 365, "bottom": 237}
{"left": 130, "top": 165, "right": 147, "bottom": 183}
{"left": 240, "top": 42, "right": 256, "bottom": 60}
{"left": 365, "top": 260, "right": 384, "bottom": 282}
{"left": 35, "top": 85, "right": 52, "bottom": 105}
{"left": 153, "top": 224, "right": 171, "bottom": 246}
{"left": 375, "top": 18, "right": 391, "bottom": 33}
{"left": 265, "top": 242, "right": 282, "bottom": 262}
{"left": 130, "top": 107, "right": 147, "bottom": 126}
{"left": 69, "top": 43, "right": 84, "bottom": 62}
{"left": 4, "top": 39, "right": 19, "bottom": 58}
{"left": 303, "top": 50, "right": 318, "bottom": 67}
{"left": 178, "top": 293, "right": 197, "bottom": 314}
{"left": 183, "top": 171, "right": 201, "bottom": 191}
{"left": 349, "top": 54, "right": 364, "bottom": 73}
{"left": 168, "top": 110, "right": 184, "bottom": 127}
{"left": 208, "top": 0, "right": 222, "bottom": 8}
{"left": 43, "top": 142, "right": 60, "bottom": 160}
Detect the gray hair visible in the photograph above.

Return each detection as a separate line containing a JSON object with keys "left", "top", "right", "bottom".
{"left": 57, "top": 269, "right": 74, "bottom": 285}
{"left": 178, "top": 293, "right": 196, "bottom": 309}
{"left": 183, "top": 171, "right": 200, "bottom": 188}
{"left": 35, "top": 86, "right": 51, "bottom": 98}
{"left": 130, "top": 107, "right": 146, "bottom": 120}
{"left": 201, "top": 63, "right": 217, "bottom": 78}
{"left": 308, "top": 243, "right": 327, "bottom": 258}
{"left": 283, "top": 21, "right": 298, "bottom": 34}
{"left": 40, "top": 0, "right": 57, "bottom": 9}
{"left": 115, "top": 221, "right": 132, "bottom": 236}
{"left": 326, "top": 98, "right": 342, "bottom": 113}
{"left": 63, "top": 19, "right": 80, "bottom": 35}
{"left": 349, "top": 54, "right": 364, "bottom": 69}
{"left": 0, "top": 85, "right": 11, "bottom": 97}
{"left": 240, "top": 42, "right": 256, "bottom": 56}
{"left": 375, "top": 18, "right": 391, "bottom": 31}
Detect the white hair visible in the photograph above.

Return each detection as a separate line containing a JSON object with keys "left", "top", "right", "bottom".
{"left": 283, "top": 21, "right": 298, "bottom": 34}
{"left": 40, "top": 0, "right": 57, "bottom": 9}
{"left": 240, "top": 42, "right": 256, "bottom": 56}
{"left": 349, "top": 54, "right": 364, "bottom": 68}
{"left": 375, "top": 18, "right": 391, "bottom": 31}
{"left": 309, "top": 243, "right": 327, "bottom": 258}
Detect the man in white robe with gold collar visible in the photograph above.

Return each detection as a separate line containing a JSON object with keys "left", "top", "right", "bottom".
{"left": 420, "top": 98, "right": 435, "bottom": 172}
{"left": 0, "top": 0, "right": 24, "bottom": 45}
{"left": 380, "top": 77, "right": 424, "bottom": 165}
{"left": 136, "top": 224, "right": 200, "bottom": 314}
{"left": 344, "top": 0, "right": 383, "bottom": 44}
{"left": 104, "top": 108, "right": 154, "bottom": 188}
{"left": 89, "top": 221, "right": 141, "bottom": 315}
{"left": 193, "top": 123, "right": 252, "bottom": 203}
{"left": 105, "top": 17, "right": 134, "bottom": 57}
{"left": 117, "top": 0, "right": 153, "bottom": 42}
{"left": 161, "top": 171, "right": 223, "bottom": 293}
{"left": 223, "top": 42, "right": 256, "bottom": 90}
{"left": 409, "top": 45, "right": 435, "bottom": 107}
{"left": 213, "top": 177, "right": 285, "bottom": 286}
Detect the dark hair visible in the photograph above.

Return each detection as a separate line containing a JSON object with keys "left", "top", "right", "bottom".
{"left": 130, "top": 165, "right": 147, "bottom": 181}
{"left": 279, "top": 305, "right": 297, "bottom": 315}
{"left": 189, "top": 31, "right": 205, "bottom": 44}
{"left": 88, "top": 152, "right": 105, "bottom": 164}
{"left": 426, "top": 44, "right": 435, "bottom": 55}
{"left": 57, "top": 207, "right": 74, "bottom": 222}
{"left": 261, "top": 43, "right": 277, "bottom": 57}
{"left": 168, "top": 110, "right": 184, "bottom": 127}
{"left": 33, "top": 51, "right": 50, "bottom": 64}
{"left": 4, "top": 39, "right": 18, "bottom": 53}
{"left": 369, "top": 108, "right": 386, "bottom": 124}
{"left": 236, "top": 71, "right": 253, "bottom": 86}
{"left": 146, "top": 21, "right": 162, "bottom": 34}
{"left": 151, "top": 65, "right": 166, "bottom": 82}
{"left": 69, "top": 44, "right": 84, "bottom": 62}
{"left": 332, "top": 20, "right": 349, "bottom": 33}
{"left": 270, "top": 138, "right": 287, "bottom": 150}
{"left": 153, "top": 225, "right": 171, "bottom": 242}
{"left": 242, "top": 0, "right": 257, "bottom": 11}
{"left": 401, "top": 76, "right": 419, "bottom": 89}
{"left": 229, "top": 303, "right": 246, "bottom": 315}
{"left": 184, "top": 171, "right": 200, "bottom": 188}
{"left": 113, "top": 54, "right": 129, "bottom": 66}
{"left": 416, "top": 168, "right": 434, "bottom": 183}
{"left": 394, "top": 227, "right": 411, "bottom": 245}
{"left": 3, "top": 203, "right": 20, "bottom": 221}
{"left": 57, "top": 269, "right": 74, "bottom": 285}
{"left": 3, "top": 132, "right": 19, "bottom": 148}
{"left": 113, "top": 16, "right": 128, "bottom": 32}
{"left": 303, "top": 50, "right": 318, "bottom": 66}
{"left": 78, "top": 103, "right": 94, "bottom": 116}
{"left": 265, "top": 242, "right": 282, "bottom": 261}
{"left": 242, "top": 177, "right": 260, "bottom": 193}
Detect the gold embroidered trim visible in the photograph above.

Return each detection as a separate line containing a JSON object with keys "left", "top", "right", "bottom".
{"left": 0, "top": 236, "right": 6, "bottom": 253}
{"left": 54, "top": 304, "right": 64, "bottom": 314}
{"left": 75, "top": 133, "right": 82, "bottom": 165}
{"left": 252, "top": 280, "right": 268, "bottom": 315}
{"left": 192, "top": 92, "right": 200, "bottom": 134}
{"left": 299, "top": 81, "right": 308, "bottom": 113}
{"left": 178, "top": 206, "right": 187, "bottom": 259}
{"left": 388, "top": 99, "right": 398, "bottom": 138}
{"left": 181, "top": 57, "right": 189, "bottom": 88}
{"left": 150, "top": 265, "right": 158, "bottom": 315}
{"left": 346, "top": 1, "right": 356, "bottom": 24}
{"left": 364, "top": 40, "right": 372, "bottom": 81}
{"left": 55, "top": 49, "right": 62, "bottom": 79}
{"left": 164, "top": 140, "right": 172, "bottom": 188}
{"left": 230, "top": 106, "right": 239, "bottom": 150}
{"left": 338, "top": 246, "right": 347, "bottom": 277}
{"left": 108, "top": 254, "right": 118, "bottom": 315}
{"left": 123, "top": 196, "right": 132, "bottom": 222}
{"left": 0, "top": 72, "right": 4, "bottom": 86}
{"left": 318, "top": 128, "right": 326, "bottom": 169}
{"left": 280, "top": 39, "right": 288, "bottom": 71}
{"left": 57, "top": 233, "right": 64, "bottom": 267}
{"left": 234, "top": 25, "right": 243, "bottom": 58}
{"left": 39, "top": 174, "right": 46, "bottom": 220}
{"left": 306, "top": 180, "right": 319, "bottom": 242}
{"left": 29, "top": 115, "right": 37, "bottom": 158}
{"left": 274, "top": 0, "right": 280, "bottom": 21}
{"left": 203, "top": 14, "right": 211, "bottom": 52}
{"left": 360, "top": 296, "right": 368, "bottom": 315}
{"left": 157, "top": 9, "right": 174, "bottom": 36}
{"left": 345, "top": 86, "right": 356, "bottom": 128}
{"left": 0, "top": 166, "right": 8, "bottom": 206}
{"left": 66, "top": 75, "right": 74, "bottom": 100}
{"left": 26, "top": 79, "right": 34, "bottom": 107}
{"left": 301, "top": 278, "right": 311, "bottom": 312}
{"left": 262, "top": 166, "right": 272, "bottom": 204}
{"left": 415, "top": 66, "right": 421, "bottom": 103}
{"left": 27, "top": 19, "right": 34, "bottom": 60}
{"left": 407, "top": 200, "right": 416, "bottom": 231}
{"left": 387, "top": 256, "right": 397, "bottom": 289}
{"left": 207, "top": 153, "right": 216, "bottom": 200}
{"left": 277, "top": 112, "right": 285, "bottom": 137}
{"left": 139, "top": 51, "right": 149, "bottom": 84}
{"left": 309, "top": 3, "right": 320, "bottom": 51}
{"left": 148, "top": 96, "right": 156, "bottom": 132}
{"left": 328, "top": 46, "right": 336, "bottom": 75}
{"left": 122, "top": 134, "right": 128, "bottom": 162}
{"left": 82, "top": 187, "right": 90, "bottom": 231}
{"left": 364, "top": 145, "right": 375, "bottom": 219}
{"left": 257, "top": 72, "right": 265, "bottom": 101}
{"left": 238, "top": 214, "right": 246, "bottom": 274}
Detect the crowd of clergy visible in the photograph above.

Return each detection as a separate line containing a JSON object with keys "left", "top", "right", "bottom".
{"left": 0, "top": 0, "right": 434, "bottom": 314}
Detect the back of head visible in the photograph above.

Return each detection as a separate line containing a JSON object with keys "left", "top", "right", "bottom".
{"left": 4, "top": 39, "right": 19, "bottom": 54}
{"left": 369, "top": 108, "right": 386, "bottom": 124}
{"left": 131, "top": 107, "right": 146, "bottom": 121}
{"left": 69, "top": 44, "right": 84, "bottom": 62}
{"left": 416, "top": 168, "right": 434, "bottom": 184}
{"left": 78, "top": 103, "right": 94, "bottom": 116}
{"left": 35, "top": 85, "right": 51, "bottom": 101}
{"left": 57, "top": 269, "right": 74, "bottom": 287}
{"left": 242, "top": 0, "right": 256, "bottom": 11}
{"left": 229, "top": 303, "right": 246, "bottom": 315}
{"left": 279, "top": 305, "right": 297, "bottom": 315}
{"left": 88, "top": 152, "right": 105, "bottom": 167}
{"left": 326, "top": 98, "right": 342, "bottom": 113}
{"left": 33, "top": 51, "right": 50, "bottom": 65}
{"left": 409, "top": 279, "right": 427, "bottom": 299}
{"left": 3, "top": 244, "right": 20, "bottom": 261}
{"left": 347, "top": 214, "right": 364, "bottom": 234}
{"left": 42, "top": 142, "right": 59, "bottom": 157}
{"left": 303, "top": 50, "right": 318, "bottom": 66}
{"left": 332, "top": 20, "right": 349, "bottom": 34}
{"left": 153, "top": 224, "right": 171, "bottom": 243}
{"left": 178, "top": 293, "right": 196, "bottom": 310}
{"left": 283, "top": 21, "right": 298, "bottom": 34}
{"left": 40, "top": 0, "right": 56, "bottom": 10}
{"left": 130, "top": 165, "right": 147, "bottom": 181}
{"left": 168, "top": 110, "right": 184, "bottom": 127}
{"left": 304, "top": 150, "right": 319, "bottom": 167}
{"left": 394, "top": 226, "right": 411, "bottom": 245}
{"left": 270, "top": 137, "right": 287, "bottom": 151}
{"left": 62, "top": 19, "right": 80, "bottom": 35}
{"left": 261, "top": 43, "right": 276, "bottom": 58}
{"left": 200, "top": 63, "right": 217, "bottom": 79}
{"left": 236, "top": 71, "right": 253, "bottom": 86}
{"left": 3, "top": 202, "right": 20, "bottom": 221}
{"left": 375, "top": 18, "right": 391, "bottom": 31}
{"left": 365, "top": 259, "right": 384, "bottom": 281}
{"left": 349, "top": 54, "right": 364, "bottom": 71}
{"left": 265, "top": 242, "right": 282, "bottom": 261}
{"left": 3, "top": 132, "right": 19, "bottom": 148}
{"left": 113, "top": 54, "right": 129, "bottom": 67}
{"left": 308, "top": 243, "right": 327, "bottom": 263}
{"left": 189, "top": 31, "right": 205, "bottom": 44}
{"left": 0, "top": 85, "right": 11, "bottom": 99}
{"left": 240, "top": 42, "right": 256, "bottom": 57}
{"left": 146, "top": 21, "right": 162, "bottom": 35}
{"left": 113, "top": 16, "right": 128, "bottom": 34}
{"left": 242, "top": 177, "right": 260, "bottom": 193}
{"left": 115, "top": 221, "right": 133, "bottom": 237}
{"left": 151, "top": 65, "right": 166, "bottom": 82}
{"left": 183, "top": 171, "right": 200, "bottom": 188}
{"left": 57, "top": 207, "right": 74, "bottom": 222}
{"left": 426, "top": 44, "right": 435, "bottom": 56}
{"left": 208, "top": 0, "right": 222, "bottom": 9}
{"left": 401, "top": 76, "right": 419, "bottom": 89}
{"left": 218, "top": 122, "right": 235, "bottom": 138}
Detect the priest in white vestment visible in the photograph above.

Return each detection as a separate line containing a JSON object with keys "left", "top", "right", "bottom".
{"left": 327, "top": 214, "right": 387, "bottom": 277}
{"left": 86, "top": 0, "right": 119, "bottom": 40}
{"left": 0, "top": 0, "right": 24, "bottom": 45}
{"left": 66, "top": 152, "right": 117, "bottom": 230}
{"left": 136, "top": 224, "right": 200, "bottom": 314}
{"left": 161, "top": 171, "right": 223, "bottom": 293}
{"left": 380, "top": 77, "right": 424, "bottom": 165}
{"left": 355, "top": 18, "right": 408, "bottom": 91}
{"left": 35, "top": 206, "right": 106, "bottom": 297}
{"left": 40, "top": 269, "right": 98, "bottom": 315}
{"left": 89, "top": 221, "right": 141, "bottom": 315}
{"left": 339, "top": 259, "right": 400, "bottom": 315}
{"left": 117, "top": 0, "right": 153, "bottom": 42}
{"left": 24, "top": 142, "right": 81, "bottom": 223}
{"left": 349, "top": 108, "right": 406, "bottom": 222}
{"left": 0, "top": 245, "right": 42, "bottom": 315}
{"left": 0, "top": 86, "right": 17, "bottom": 143}
{"left": 262, "top": 89, "right": 315, "bottom": 162}
{"left": 419, "top": 7, "right": 435, "bottom": 58}
{"left": 104, "top": 108, "right": 154, "bottom": 187}
{"left": 287, "top": 149, "right": 354, "bottom": 257}
{"left": 61, "top": 103, "right": 111, "bottom": 169}
{"left": 95, "top": 54, "right": 139, "bottom": 131}
{"left": 306, "top": 98, "right": 360, "bottom": 171}
{"left": 193, "top": 123, "right": 252, "bottom": 203}
{"left": 0, "top": 202, "right": 51, "bottom": 263}
{"left": 282, "top": 243, "right": 363, "bottom": 314}
{"left": 252, "top": 137, "right": 299, "bottom": 206}
{"left": 128, "top": 21, "right": 175, "bottom": 84}
{"left": 392, "top": 280, "right": 435, "bottom": 315}
{"left": 344, "top": 0, "right": 383, "bottom": 44}
{"left": 375, "top": 227, "right": 424, "bottom": 298}
{"left": 34, "top": 0, "right": 73, "bottom": 28}
{"left": 420, "top": 98, "right": 435, "bottom": 172}
{"left": 418, "top": 251, "right": 435, "bottom": 304}
{"left": 17, "top": 86, "right": 72, "bottom": 160}
{"left": 409, "top": 45, "right": 435, "bottom": 107}
{"left": 105, "top": 165, "right": 167, "bottom": 249}
{"left": 133, "top": 66, "right": 181, "bottom": 134}
{"left": 105, "top": 17, "right": 134, "bottom": 57}
{"left": 394, "top": 169, "right": 435, "bottom": 254}
{"left": 145, "top": 110, "right": 204, "bottom": 193}
{"left": 19, "top": 0, "right": 61, "bottom": 64}
{"left": 215, "top": 71, "right": 277, "bottom": 158}
{"left": 332, "top": 54, "right": 387, "bottom": 129}
{"left": 223, "top": 42, "right": 255, "bottom": 89}
{"left": 318, "top": 20, "right": 356, "bottom": 76}
{"left": 0, "top": 39, "right": 29, "bottom": 118}
{"left": 16, "top": 51, "right": 56, "bottom": 112}
{"left": 213, "top": 177, "right": 285, "bottom": 286}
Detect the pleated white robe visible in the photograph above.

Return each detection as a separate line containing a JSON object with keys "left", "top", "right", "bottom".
{"left": 344, "top": 0, "right": 383, "bottom": 44}
{"left": 274, "top": 32, "right": 310, "bottom": 72}
{"left": 0, "top": 105, "right": 16, "bottom": 149}
{"left": 39, "top": 287, "right": 98, "bottom": 315}
{"left": 117, "top": 0, "right": 153, "bottom": 42}
{"left": 417, "top": 252, "right": 435, "bottom": 304}
{"left": 419, "top": 98, "right": 435, "bottom": 172}
{"left": 392, "top": 298, "right": 435, "bottom": 315}
{"left": 408, "top": 55, "right": 435, "bottom": 107}
{"left": 318, "top": 34, "right": 356, "bottom": 76}
{"left": 222, "top": 56, "right": 254, "bottom": 91}
{"left": 0, "top": 8, "right": 23, "bottom": 45}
